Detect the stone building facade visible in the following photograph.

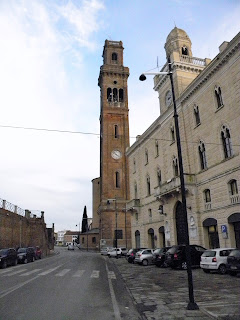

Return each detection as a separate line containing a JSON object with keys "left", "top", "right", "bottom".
{"left": 126, "top": 28, "right": 240, "bottom": 250}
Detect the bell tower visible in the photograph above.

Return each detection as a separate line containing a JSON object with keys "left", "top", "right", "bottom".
{"left": 98, "top": 40, "right": 131, "bottom": 248}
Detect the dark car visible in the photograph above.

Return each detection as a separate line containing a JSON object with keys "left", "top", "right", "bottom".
{"left": 154, "top": 247, "right": 171, "bottom": 267}
{"left": 34, "top": 246, "right": 42, "bottom": 259}
{"left": 226, "top": 249, "right": 240, "bottom": 276}
{"left": 0, "top": 248, "right": 18, "bottom": 269}
{"left": 17, "top": 247, "right": 35, "bottom": 264}
{"left": 165, "top": 245, "right": 206, "bottom": 269}
{"left": 126, "top": 248, "right": 146, "bottom": 263}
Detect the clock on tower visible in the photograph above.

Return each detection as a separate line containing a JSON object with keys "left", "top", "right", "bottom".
{"left": 97, "top": 40, "right": 132, "bottom": 249}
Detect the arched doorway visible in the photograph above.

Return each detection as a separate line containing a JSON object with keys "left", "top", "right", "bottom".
{"left": 135, "top": 230, "right": 140, "bottom": 248}
{"left": 203, "top": 218, "right": 219, "bottom": 249}
{"left": 175, "top": 201, "right": 186, "bottom": 245}
{"left": 228, "top": 213, "right": 240, "bottom": 248}
{"left": 158, "top": 226, "right": 165, "bottom": 247}
{"left": 148, "top": 228, "right": 154, "bottom": 249}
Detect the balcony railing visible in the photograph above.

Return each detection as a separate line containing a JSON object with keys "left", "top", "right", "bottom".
{"left": 205, "top": 202, "right": 212, "bottom": 210}
{"left": 155, "top": 177, "right": 181, "bottom": 198}
{"left": 126, "top": 199, "right": 140, "bottom": 211}
{"left": 230, "top": 194, "right": 240, "bottom": 204}
{"left": 180, "top": 55, "right": 206, "bottom": 66}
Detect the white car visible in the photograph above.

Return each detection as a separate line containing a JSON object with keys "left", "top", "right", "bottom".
{"left": 107, "top": 248, "right": 124, "bottom": 258}
{"left": 100, "top": 247, "right": 113, "bottom": 256}
{"left": 200, "top": 248, "right": 235, "bottom": 274}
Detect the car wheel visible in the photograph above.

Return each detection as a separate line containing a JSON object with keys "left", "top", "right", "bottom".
{"left": 203, "top": 269, "right": 210, "bottom": 273}
{"left": 24, "top": 258, "right": 28, "bottom": 264}
{"left": 142, "top": 259, "right": 148, "bottom": 266}
{"left": 218, "top": 264, "right": 227, "bottom": 275}
{"left": 181, "top": 261, "right": 187, "bottom": 270}
{"left": 32, "top": 256, "right": 35, "bottom": 262}
{"left": 2, "top": 260, "right": 7, "bottom": 269}
{"left": 162, "top": 261, "right": 168, "bottom": 268}
{"left": 229, "top": 271, "right": 237, "bottom": 276}
{"left": 13, "top": 259, "right": 18, "bottom": 266}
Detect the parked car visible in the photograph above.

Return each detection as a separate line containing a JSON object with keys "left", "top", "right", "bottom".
{"left": 154, "top": 247, "right": 171, "bottom": 267}
{"left": 165, "top": 245, "right": 206, "bottom": 269}
{"left": 108, "top": 248, "right": 122, "bottom": 258}
{"left": 200, "top": 248, "right": 235, "bottom": 274}
{"left": 100, "top": 247, "right": 113, "bottom": 256}
{"left": 134, "top": 249, "right": 154, "bottom": 266}
{"left": 0, "top": 248, "right": 18, "bottom": 268}
{"left": 126, "top": 248, "right": 146, "bottom": 263}
{"left": 34, "top": 246, "right": 42, "bottom": 259}
{"left": 17, "top": 247, "right": 36, "bottom": 264}
{"left": 68, "top": 244, "right": 74, "bottom": 250}
{"left": 226, "top": 249, "right": 240, "bottom": 276}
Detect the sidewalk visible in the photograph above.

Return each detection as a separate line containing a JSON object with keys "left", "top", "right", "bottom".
{"left": 110, "top": 257, "right": 240, "bottom": 320}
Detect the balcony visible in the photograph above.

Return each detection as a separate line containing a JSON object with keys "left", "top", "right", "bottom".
{"left": 126, "top": 199, "right": 140, "bottom": 212}
{"left": 230, "top": 194, "right": 240, "bottom": 204}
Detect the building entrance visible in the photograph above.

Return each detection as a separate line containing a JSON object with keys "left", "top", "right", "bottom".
{"left": 203, "top": 218, "right": 219, "bottom": 249}
{"left": 148, "top": 228, "right": 154, "bottom": 248}
{"left": 228, "top": 213, "right": 240, "bottom": 249}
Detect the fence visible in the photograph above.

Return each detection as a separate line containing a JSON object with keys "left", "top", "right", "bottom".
{"left": 0, "top": 197, "right": 42, "bottom": 218}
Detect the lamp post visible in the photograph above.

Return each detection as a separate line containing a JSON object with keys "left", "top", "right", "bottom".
{"left": 139, "top": 57, "right": 198, "bottom": 310}
{"left": 107, "top": 198, "right": 118, "bottom": 259}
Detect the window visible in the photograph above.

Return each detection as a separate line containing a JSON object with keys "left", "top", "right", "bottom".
{"left": 113, "top": 88, "right": 118, "bottom": 102}
{"left": 115, "top": 171, "right": 120, "bottom": 188}
{"left": 114, "top": 125, "right": 119, "bottom": 138}
{"left": 182, "top": 46, "right": 189, "bottom": 55}
{"left": 215, "top": 86, "right": 224, "bottom": 109}
{"left": 229, "top": 179, "right": 238, "bottom": 195}
{"left": 157, "top": 168, "right": 162, "bottom": 186}
{"left": 82, "top": 237, "right": 85, "bottom": 244}
{"left": 155, "top": 140, "right": 159, "bottom": 157}
{"left": 133, "top": 158, "right": 136, "bottom": 173}
{"left": 135, "top": 212, "right": 138, "bottom": 221}
{"left": 204, "top": 189, "right": 211, "bottom": 203}
{"left": 119, "top": 89, "right": 124, "bottom": 102}
{"left": 147, "top": 175, "right": 151, "bottom": 196}
{"left": 134, "top": 182, "right": 138, "bottom": 199}
{"left": 221, "top": 126, "right": 233, "bottom": 159}
{"left": 92, "top": 237, "right": 96, "bottom": 244}
{"left": 115, "top": 229, "right": 123, "bottom": 239}
{"left": 145, "top": 149, "right": 149, "bottom": 165}
{"left": 148, "top": 209, "right": 152, "bottom": 222}
{"left": 173, "top": 157, "right": 179, "bottom": 177}
{"left": 198, "top": 140, "right": 207, "bottom": 170}
{"left": 170, "top": 125, "right": 175, "bottom": 143}
{"left": 107, "top": 88, "right": 112, "bottom": 102}
{"left": 194, "top": 105, "right": 201, "bottom": 126}
{"left": 112, "top": 52, "right": 118, "bottom": 61}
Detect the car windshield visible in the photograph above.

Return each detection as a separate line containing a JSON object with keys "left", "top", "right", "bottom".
{"left": 0, "top": 249, "right": 8, "bottom": 255}
{"left": 229, "top": 250, "right": 240, "bottom": 257}
{"left": 202, "top": 250, "right": 216, "bottom": 257}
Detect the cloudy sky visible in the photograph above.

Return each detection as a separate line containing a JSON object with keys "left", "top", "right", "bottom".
{"left": 0, "top": 0, "right": 239, "bottom": 232}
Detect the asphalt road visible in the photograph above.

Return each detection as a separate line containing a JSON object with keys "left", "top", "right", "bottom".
{"left": 0, "top": 247, "right": 141, "bottom": 320}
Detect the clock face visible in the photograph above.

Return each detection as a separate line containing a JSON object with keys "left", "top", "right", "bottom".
{"left": 111, "top": 150, "right": 122, "bottom": 160}
{"left": 165, "top": 90, "right": 172, "bottom": 107}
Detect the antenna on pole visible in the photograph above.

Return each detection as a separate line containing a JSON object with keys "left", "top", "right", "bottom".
{"left": 157, "top": 56, "right": 159, "bottom": 71}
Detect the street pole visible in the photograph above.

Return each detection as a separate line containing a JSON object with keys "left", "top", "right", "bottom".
{"left": 139, "top": 59, "right": 198, "bottom": 310}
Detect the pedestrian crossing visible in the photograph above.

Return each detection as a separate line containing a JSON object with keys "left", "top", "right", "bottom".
{"left": 0, "top": 267, "right": 116, "bottom": 279}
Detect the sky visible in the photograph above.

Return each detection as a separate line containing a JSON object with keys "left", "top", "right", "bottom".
{"left": 0, "top": 0, "right": 239, "bottom": 232}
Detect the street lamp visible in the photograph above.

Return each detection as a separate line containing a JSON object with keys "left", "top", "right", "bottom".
{"left": 139, "top": 57, "right": 198, "bottom": 310}
{"left": 107, "top": 198, "right": 118, "bottom": 259}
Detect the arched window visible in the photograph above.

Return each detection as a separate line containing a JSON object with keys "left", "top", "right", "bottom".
{"left": 170, "top": 125, "right": 175, "bottom": 143}
{"left": 113, "top": 88, "right": 118, "bottom": 102}
{"left": 115, "top": 171, "right": 120, "bottom": 188}
{"left": 182, "top": 46, "right": 189, "bottom": 55}
{"left": 147, "top": 175, "right": 151, "bottom": 196}
{"left": 107, "top": 88, "right": 112, "bottom": 102}
{"left": 194, "top": 105, "right": 201, "bottom": 126}
{"left": 157, "top": 168, "right": 162, "bottom": 186}
{"left": 215, "top": 86, "right": 224, "bottom": 108}
{"left": 114, "top": 125, "right": 119, "bottom": 138}
{"left": 145, "top": 149, "right": 149, "bottom": 165}
{"left": 173, "top": 156, "right": 179, "bottom": 177}
{"left": 112, "top": 52, "right": 118, "bottom": 61}
{"left": 221, "top": 126, "right": 233, "bottom": 159}
{"left": 155, "top": 140, "right": 159, "bottom": 157}
{"left": 198, "top": 140, "right": 207, "bottom": 170}
{"left": 229, "top": 180, "right": 238, "bottom": 195}
{"left": 119, "top": 89, "right": 124, "bottom": 102}
{"left": 204, "top": 189, "right": 211, "bottom": 210}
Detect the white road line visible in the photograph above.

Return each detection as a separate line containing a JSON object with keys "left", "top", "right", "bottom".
{"left": 108, "top": 271, "right": 116, "bottom": 279}
{"left": 3, "top": 269, "right": 27, "bottom": 276}
{"left": 72, "top": 270, "right": 85, "bottom": 277}
{"left": 55, "top": 269, "right": 71, "bottom": 277}
{"left": 90, "top": 270, "right": 100, "bottom": 278}
{"left": 105, "top": 263, "right": 121, "bottom": 320}
{"left": 20, "top": 269, "right": 42, "bottom": 276}
{"left": 38, "top": 265, "right": 62, "bottom": 276}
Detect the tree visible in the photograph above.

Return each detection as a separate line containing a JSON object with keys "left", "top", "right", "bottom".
{"left": 81, "top": 206, "right": 88, "bottom": 233}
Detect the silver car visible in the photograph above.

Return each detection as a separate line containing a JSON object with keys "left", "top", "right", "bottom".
{"left": 134, "top": 249, "right": 154, "bottom": 266}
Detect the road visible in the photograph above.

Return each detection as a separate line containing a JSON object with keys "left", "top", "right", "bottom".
{"left": 0, "top": 247, "right": 141, "bottom": 320}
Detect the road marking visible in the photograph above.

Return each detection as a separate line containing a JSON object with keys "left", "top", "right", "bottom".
{"left": 105, "top": 263, "right": 121, "bottom": 320}
{"left": 20, "top": 269, "right": 42, "bottom": 276}
{"left": 108, "top": 271, "right": 116, "bottom": 279}
{"left": 38, "top": 265, "right": 62, "bottom": 276}
{"left": 3, "top": 269, "right": 27, "bottom": 276}
{"left": 90, "top": 270, "right": 100, "bottom": 278}
{"left": 73, "top": 270, "right": 85, "bottom": 277}
{"left": 55, "top": 269, "right": 71, "bottom": 277}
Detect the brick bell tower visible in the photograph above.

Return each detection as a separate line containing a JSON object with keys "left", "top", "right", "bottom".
{"left": 98, "top": 40, "right": 131, "bottom": 249}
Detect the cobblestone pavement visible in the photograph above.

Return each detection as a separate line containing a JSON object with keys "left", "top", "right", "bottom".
{"left": 110, "top": 257, "right": 240, "bottom": 320}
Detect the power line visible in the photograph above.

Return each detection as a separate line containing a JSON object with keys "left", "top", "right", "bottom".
{"left": 0, "top": 124, "right": 239, "bottom": 147}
